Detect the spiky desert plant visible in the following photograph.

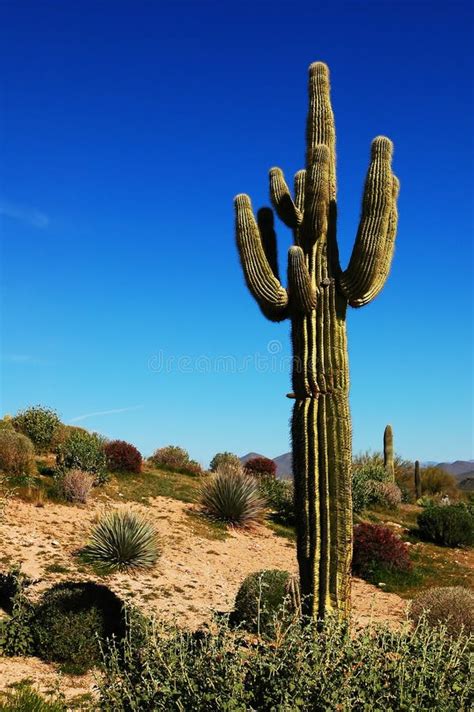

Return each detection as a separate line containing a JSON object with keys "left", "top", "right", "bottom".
{"left": 383, "top": 425, "right": 395, "bottom": 482}
{"left": 199, "top": 462, "right": 267, "bottom": 526}
{"left": 235, "top": 62, "right": 399, "bottom": 619}
{"left": 414, "top": 460, "right": 422, "bottom": 499}
{"left": 81, "top": 509, "right": 159, "bottom": 573}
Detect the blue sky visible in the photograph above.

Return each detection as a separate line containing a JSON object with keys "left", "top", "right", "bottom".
{"left": 1, "top": 0, "right": 472, "bottom": 465}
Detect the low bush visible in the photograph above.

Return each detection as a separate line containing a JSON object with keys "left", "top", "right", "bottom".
{"left": 33, "top": 581, "right": 126, "bottom": 673}
{"left": 0, "top": 571, "right": 35, "bottom": 657}
{"left": 410, "top": 586, "right": 474, "bottom": 636}
{"left": 374, "top": 481, "right": 402, "bottom": 509}
{"left": 352, "top": 523, "right": 412, "bottom": 578}
{"left": 55, "top": 429, "right": 107, "bottom": 484}
{"left": 420, "top": 466, "right": 459, "bottom": 498}
{"left": 417, "top": 503, "right": 474, "bottom": 547}
{"left": 99, "top": 610, "right": 472, "bottom": 711}
{"left": 104, "top": 439, "right": 142, "bottom": 474}
{"left": 150, "top": 445, "right": 189, "bottom": 469}
{"left": 233, "top": 569, "right": 299, "bottom": 636}
{"left": 0, "top": 416, "right": 14, "bottom": 430}
{"left": 199, "top": 463, "right": 266, "bottom": 526}
{"left": 0, "top": 430, "right": 36, "bottom": 477}
{"left": 150, "top": 445, "right": 203, "bottom": 476}
{"left": 244, "top": 456, "right": 276, "bottom": 479}
{"left": 259, "top": 477, "right": 294, "bottom": 525}
{"left": 60, "top": 468, "right": 94, "bottom": 503}
{"left": 12, "top": 405, "right": 61, "bottom": 454}
{"left": 209, "top": 451, "right": 241, "bottom": 472}
{"left": 351, "top": 463, "right": 388, "bottom": 513}
{"left": 81, "top": 509, "right": 159, "bottom": 573}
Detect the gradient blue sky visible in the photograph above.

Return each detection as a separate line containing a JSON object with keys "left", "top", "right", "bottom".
{"left": 1, "top": 0, "right": 473, "bottom": 465}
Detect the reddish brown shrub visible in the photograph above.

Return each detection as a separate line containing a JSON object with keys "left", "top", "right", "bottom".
{"left": 352, "top": 523, "right": 412, "bottom": 576}
{"left": 104, "top": 440, "right": 142, "bottom": 474}
{"left": 244, "top": 456, "right": 276, "bottom": 479}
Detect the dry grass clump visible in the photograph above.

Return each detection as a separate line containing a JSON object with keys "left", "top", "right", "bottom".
{"left": 409, "top": 586, "right": 474, "bottom": 636}
{"left": 61, "top": 468, "right": 94, "bottom": 503}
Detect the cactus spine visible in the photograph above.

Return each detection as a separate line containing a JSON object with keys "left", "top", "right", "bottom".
{"left": 235, "top": 62, "right": 399, "bottom": 620}
{"left": 414, "top": 460, "right": 422, "bottom": 499}
{"left": 384, "top": 424, "right": 395, "bottom": 482}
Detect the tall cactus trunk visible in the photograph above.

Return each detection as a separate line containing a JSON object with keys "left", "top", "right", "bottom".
{"left": 384, "top": 425, "right": 395, "bottom": 482}
{"left": 235, "top": 62, "right": 399, "bottom": 620}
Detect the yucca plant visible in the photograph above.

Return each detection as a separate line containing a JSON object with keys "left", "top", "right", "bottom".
{"left": 199, "top": 463, "right": 267, "bottom": 526}
{"left": 81, "top": 509, "right": 159, "bottom": 573}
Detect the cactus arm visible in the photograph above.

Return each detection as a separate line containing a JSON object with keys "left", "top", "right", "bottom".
{"left": 306, "top": 62, "right": 336, "bottom": 199}
{"left": 269, "top": 167, "right": 303, "bottom": 229}
{"left": 257, "top": 207, "right": 281, "bottom": 281}
{"left": 294, "top": 170, "right": 306, "bottom": 214}
{"left": 235, "top": 194, "right": 289, "bottom": 321}
{"left": 288, "top": 246, "right": 316, "bottom": 313}
{"left": 301, "top": 145, "right": 330, "bottom": 249}
{"left": 338, "top": 137, "right": 398, "bottom": 307}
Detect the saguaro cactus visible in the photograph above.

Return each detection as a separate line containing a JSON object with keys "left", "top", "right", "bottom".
{"left": 384, "top": 425, "right": 395, "bottom": 482}
{"left": 234, "top": 62, "right": 399, "bottom": 619}
{"left": 414, "top": 460, "right": 422, "bottom": 499}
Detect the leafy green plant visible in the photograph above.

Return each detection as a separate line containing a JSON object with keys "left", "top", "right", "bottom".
{"left": 0, "top": 571, "right": 35, "bottom": 656}
{"left": 410, "top": 586, "right": 474, "bottom": 636}
{"left": 99, "top": 609, "right": 472, "bottom": 711}
{"left": 420, "top": 467, "right": 459, "bottom": 498}
{"left": 199, "top": 463, "right": 266, "bottom": 526}
{"left": 233, "top": 569, "right": 300, "bottom": 636}
{"left": 150, "top": 445, "right": 202, "bottom": 476}
{"left": 0, "top": 430, "right": 36, "bottom": 476}
{"left": 259, "top": 477, "right": 295, "bottom": 525}
{"left": 209, "top": 451, "right": 241, "bottom": 472}
{"left": 55, "top": 429, "right": 107, "bottom": 484}
{"left": 417, "top": 503, "right": 474, "bottom": 547}
{"left": 80, "top": 509, "right": 159, "bottom": 573}
{"left": 0, "top": 682, "right": 66, "bottom": 712}
{"left": 12, "top": 406, "right": 61, "bottom": 454}
{"left": 351, "top": 462, "right": 389, "bottom": 513}
{"left": 33, "top": 581, "right": 126, "bottom": 674}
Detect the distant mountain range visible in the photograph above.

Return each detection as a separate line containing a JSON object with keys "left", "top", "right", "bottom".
{"left": 240, "top": 453, "right": 474, "bottom": 484}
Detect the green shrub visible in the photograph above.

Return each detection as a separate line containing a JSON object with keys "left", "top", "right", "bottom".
{"left": 0, "top": 571, "right": 35, "bottom": 656}
{"left": 410, "top": 586, "right": 474, "bottom": 636}
{"left": 99, "top": 610, "right": 472, "bottom": 711}
{"left": 55, "top": 429, "right": 107, "bottom": 484}
{"left": 421, "top": 466, "right": 459, "bottom": 498}
{"left": 209, "top": 451, "right": 241, "bottom": 472}
{"left": 199, "top": 463, "right": 266, "bottom": 526}
{"left": 417, "top": 503, "right": 474, "bottom": 547}
{"left": 233, "top": 569, "right": 299, "bottom": 636}
{"left": 0, "top": 430, "right": 36, "bottom": 476}
{"left": 12, "top": 406, "right": 61, "bottom": 453}
{"left": 33, "top": 581, "right": 126, "bottom": 673}
{"left": 351, "top": 463, "right": 388, "bottom": 513}
{"left": 80, "top": 509, "right": 159, "bottom": 573}
{"left": 0, "top": 682, "right": 66, "bottom": 712}
{"left": 0, "top": 415, "right": 14, "bottom": 430}
{"left": 150, "top": 445, "right": 189, "bottom": 469}
{"left": 259, "top": 477, "right": 294, "bottom": 525}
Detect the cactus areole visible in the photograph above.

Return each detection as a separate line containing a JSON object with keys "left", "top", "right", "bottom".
{"left": 234, "top": 62, "right": 399, "bottom": 620}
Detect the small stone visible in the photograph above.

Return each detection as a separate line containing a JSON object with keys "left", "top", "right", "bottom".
{"left": 378, "top": 582, "right": 386, "bottom": 587}
{"left": 51, "top": 540, "right": 60, "bottom": 546}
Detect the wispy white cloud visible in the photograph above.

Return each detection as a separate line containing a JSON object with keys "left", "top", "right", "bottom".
{"left": 0, "top": 200, "right": 49, "bottom": 228}
{"left": 69, "top": 405, "right": 143, "bottom": 423}
{"left": 2, "top": 354, "right": 41, "bottom": 364}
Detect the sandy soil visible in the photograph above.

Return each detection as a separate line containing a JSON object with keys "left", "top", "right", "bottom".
{"left": 0, "top": 496, "right": 407, "bottom": 704}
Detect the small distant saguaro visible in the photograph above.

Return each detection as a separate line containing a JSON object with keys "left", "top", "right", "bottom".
{"left": 384, "top": 425, "right": 395, "bottom": 482}
{"left": 234, "top": 62, "right": 399, "bottom": 620}
{"left": 414, "top": 460, "right": 422, "bottom": 499}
